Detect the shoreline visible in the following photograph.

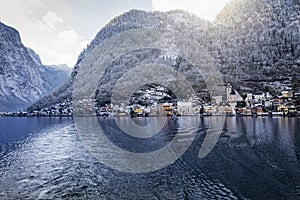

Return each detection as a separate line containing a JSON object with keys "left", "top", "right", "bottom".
{"left": 0, "top": 114, "right": 299, "bottom": 118}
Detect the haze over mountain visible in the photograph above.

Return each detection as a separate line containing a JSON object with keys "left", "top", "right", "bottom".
{"left": 30, "top": 0, "right": 300, "bottom": 110}
{"left": 0, "top": 22, "right": 70, "bottom": 111}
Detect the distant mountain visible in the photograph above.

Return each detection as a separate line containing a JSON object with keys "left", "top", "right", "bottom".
{"left": 0, "top": 22, "right": 70, "bottom": 111}
{"left": 30, "top": 0, "right": 300, "bottom": 109}
{"left": 47, "top": 64, "right": 72, "bottom": 74}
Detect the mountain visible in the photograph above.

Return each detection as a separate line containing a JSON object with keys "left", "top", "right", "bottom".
{"left": 29, "top": 9, "right": 210, "bottom": 109}
{"left": 0, "top": 22, "right": 70, "bottom": 111}
{"left": 30, "top": 1, "right": 300, "bottom": 109}
{"left": 208, "top": 0, "right": 300, "bottom": 91}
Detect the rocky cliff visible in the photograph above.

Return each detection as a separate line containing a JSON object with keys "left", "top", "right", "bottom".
{"left": 0, "top": 22, "right": 70, "bottom": 111}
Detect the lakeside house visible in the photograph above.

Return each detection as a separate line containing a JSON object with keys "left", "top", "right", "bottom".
{"left": 159, "top": 103, "right": 174, "bottom": 116}
{"left": 177, "top": 101, "right": 193, "bottom": 116}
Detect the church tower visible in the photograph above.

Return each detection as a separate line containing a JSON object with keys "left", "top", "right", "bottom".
{"left": 226, "top": 84, "right": 232, "bottom": 102}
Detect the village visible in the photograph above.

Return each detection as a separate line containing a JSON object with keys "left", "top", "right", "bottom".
{"left": 1, "top": 84, "right": 300, "bottom": 118}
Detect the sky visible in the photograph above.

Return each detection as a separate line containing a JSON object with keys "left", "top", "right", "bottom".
{"left": 0, "top": 0, "right": 231, "bottom": 68}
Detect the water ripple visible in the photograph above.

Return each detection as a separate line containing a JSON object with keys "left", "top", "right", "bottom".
{"left": 0, "top": 117, "right": 299, "bottom": 199}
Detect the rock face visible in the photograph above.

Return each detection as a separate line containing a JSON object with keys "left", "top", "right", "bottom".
{"left": 30, "top": 0, "right": 300, "bottom": 109}
{"left": 0, "top": 22, "right": 70, "bottom": 111}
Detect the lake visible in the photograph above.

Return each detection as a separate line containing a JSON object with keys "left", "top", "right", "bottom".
{"left": 0, "top": 116, "right": 299, "bottom": 199}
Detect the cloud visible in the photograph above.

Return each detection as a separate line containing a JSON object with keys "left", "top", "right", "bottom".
{"left": 151, "top": 0, "right": 231, "bottom": 21}
{"left": 56, "top": 29, "right": 81, "bottom": 43}
{"left": 42, "top": 11, "right": 63, "bottom": 29}
{"left": 36, "top": 28, "right": 86, "bottom": 68}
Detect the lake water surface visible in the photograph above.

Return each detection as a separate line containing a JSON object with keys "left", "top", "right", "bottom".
{"left": 0, "top": 116, "right": 299, "bottom": 199}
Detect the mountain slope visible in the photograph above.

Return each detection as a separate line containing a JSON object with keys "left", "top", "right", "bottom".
{"left": 29, "top": 9, "right": 210, "bottom": 110}
{"left": 208, "top": 0, "right": 300, "bottom": 91}
{"left": 0, "top": 22, "right": 70, "bottom": 111}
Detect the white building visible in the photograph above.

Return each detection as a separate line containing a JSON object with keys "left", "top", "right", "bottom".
{"left": 246, "top": 93, "right": 253, "bottom": 100}
{"left": 212, "top": 96, "right": 223, "bottom": 105}
{"left": 177, "top": 101, "right": 194, "bottom": 116}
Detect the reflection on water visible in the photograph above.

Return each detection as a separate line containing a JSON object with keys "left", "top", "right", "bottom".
{"left": 0, "top": 116, "right": 299, "bottom": 199}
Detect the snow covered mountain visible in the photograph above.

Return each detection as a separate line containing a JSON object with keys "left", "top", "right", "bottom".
{"left": 30, "top": 0, "right": 300, "bottom": 110}
{"left": 0, "top": 22, "right": 70, "bottom": 111}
